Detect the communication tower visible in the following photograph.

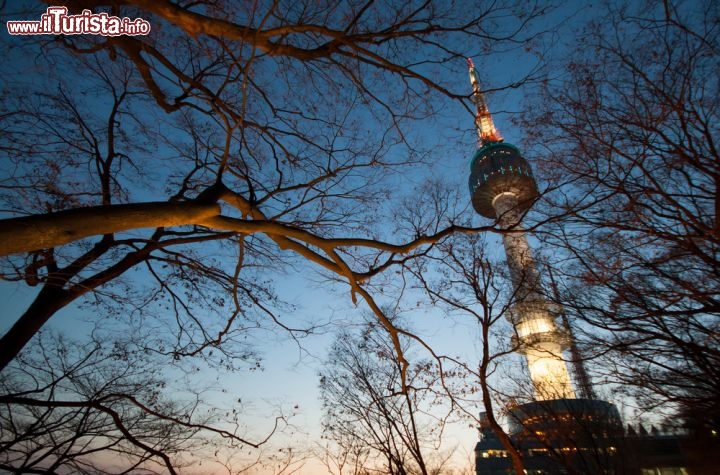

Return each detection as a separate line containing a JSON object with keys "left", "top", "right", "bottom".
{"left": 466, "top": 58, "right": 574, "bottom": 400}
{"left": 467, "top": 58, "right": 685, "bottom": 475}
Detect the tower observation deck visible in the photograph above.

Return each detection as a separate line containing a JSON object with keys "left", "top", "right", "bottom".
{"left": 466, "top": 58, "right": 574, "bottom": 401}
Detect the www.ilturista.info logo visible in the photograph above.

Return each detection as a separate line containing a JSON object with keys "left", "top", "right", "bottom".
{"left": 7, "top": 6, "right": 150, "bottom": 36}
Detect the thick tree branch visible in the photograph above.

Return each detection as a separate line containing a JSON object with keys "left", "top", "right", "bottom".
{"left": 0, "top": 202, "right": 220, "bottom": 256}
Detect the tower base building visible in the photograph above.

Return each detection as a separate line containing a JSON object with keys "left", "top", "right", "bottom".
{"left": 475, "top": 401, "right": 691, "bottom": 475}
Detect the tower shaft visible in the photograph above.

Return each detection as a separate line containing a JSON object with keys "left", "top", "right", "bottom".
{"left": 492, "top": 192, "right": 542, "bottom": 300}
{"left": 493, "top": 193, "right": 575, "bottom": 400}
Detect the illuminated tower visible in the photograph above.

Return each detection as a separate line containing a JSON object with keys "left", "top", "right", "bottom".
{"left": 466, "top": 58, "right": 575, "bottom": 401}
{"left": 467, "top": 59, "right": 676, "bottom": 475}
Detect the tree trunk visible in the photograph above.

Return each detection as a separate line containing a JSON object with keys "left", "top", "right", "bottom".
{"left": 0, "top": 285, "right": 73, "bottom": 371}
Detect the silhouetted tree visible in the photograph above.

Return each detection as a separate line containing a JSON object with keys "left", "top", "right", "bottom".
{"left": 406, "top": 230, "right": 530, "bottom": 474}
{"left": 0, "top": 329, "right": 279, "bottom": 474}
{"left": 319, "top": 320, "right": 456, "bottom": 475}
{"left": 521, "top": 0, "right": 720, "bottom": 465}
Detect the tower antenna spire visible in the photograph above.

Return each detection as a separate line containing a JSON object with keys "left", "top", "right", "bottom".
{"left": 467, "top": 58, "right": 502, "bottom": 147}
